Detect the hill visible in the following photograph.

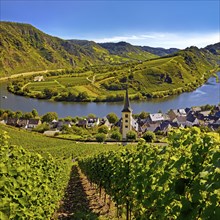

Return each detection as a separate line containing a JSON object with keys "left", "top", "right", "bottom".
{"left": 0, "top": 22, "right": 157, "bottom": 77}
{"left": 205, "top": 42, "right": 220, "bottom": 55}
{"left": 8, "top": 44, "right": 219, "bottom": 101}
{"left": 140, "top": 46, "right": 179, "bottom": 56}
{"left": 98, "top": 41, "right": 158, "bottom": 60}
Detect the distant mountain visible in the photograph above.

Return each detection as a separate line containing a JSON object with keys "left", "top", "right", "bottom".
{"left": 140, "top": 46, "right": 179, "bottom": 57}
{"left": 98, "top": 41, "right": 158, "bottom": 60}
{"left": 205, "top": 42, "right": 220, "bottom": 55}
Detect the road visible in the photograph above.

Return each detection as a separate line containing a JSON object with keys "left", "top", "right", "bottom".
{"left": 0, "top": 69, "right": 65, "bottom": 81}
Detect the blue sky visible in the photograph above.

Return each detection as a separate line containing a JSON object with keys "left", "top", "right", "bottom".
{"left": 1, "top": 0, "right": 219, "bottom": 49}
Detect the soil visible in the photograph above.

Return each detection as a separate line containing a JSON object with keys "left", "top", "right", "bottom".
{"left": 53, "top": 165, "right": 118, "bottom": 220}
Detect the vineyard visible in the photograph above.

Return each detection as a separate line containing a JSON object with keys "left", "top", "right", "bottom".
{"left": 0, "top": 132, "right": 72, "bottom": 219}
{"left": 1, "top": 125, "right": 219, "bottom": 219}
{"left": 79, "top": 128, "right": 220, "bottom": 219}
{"left": 0, "top": 124, "right": 124, "bottom": 159}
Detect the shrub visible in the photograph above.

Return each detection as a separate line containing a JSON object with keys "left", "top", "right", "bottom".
{"left": 110, "top": 131, "right": 122, "bottom": 141}
{"left": 142, "top": 131, "right": 156, "bottom": 142}
{"left": 95, "top": 133, "right": 106, "bottom": 143}
{"left": 126, "top": 131, "right": 137, "bottom": 141}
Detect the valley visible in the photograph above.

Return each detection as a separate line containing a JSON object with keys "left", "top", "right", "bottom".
{"left": 1, "top": 1, "right": 220, "bottom": 219}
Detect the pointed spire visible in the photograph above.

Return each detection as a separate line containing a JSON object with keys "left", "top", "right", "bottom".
{"left": 122, "top": 89, "right": 132, "bottom": 112}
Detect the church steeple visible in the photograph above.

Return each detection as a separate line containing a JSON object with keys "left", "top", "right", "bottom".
{"left": 122, "top": 89, "right": 132, "bottom": 112}
{"left": 121, "top": 89, "right": 133, "bottom": 140}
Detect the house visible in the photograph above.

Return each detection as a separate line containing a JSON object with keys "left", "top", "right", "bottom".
{"left": 209, "top": 118, "right": 220, "bottom": 130}
{"left": 149, "top": 113, "right": 165, "bottom": 123}
{"left": 28, "top": 119, "right": 41, "bottom": 128}
{"left": 186, "top": 114, "right": 200, "bottom": 127}
{"left": 157, "top": 121, "right": 179, "bottom": 134}
{"left": 214, "top": 111, "right": 220, "bottom": 119}
{"left": 197, "top": 111, "right": 211, "bottom": 121}
{"left": 173, "top": 116, "right": 187, "bottom": 127}
{"left": 56, "top": 120, "right": 72, "bottom": 130}
{"left": 87, "top": 117, "right": 100, "bottom": 127}
{"left": 77, "top": 119, "right": 87, "bottom": 128}
{"left": 168, "top": 109, "right": 187, "bottom": 121}
{"left": 99, "top": 117, "right": 112, "bottom": 130}
{"left": 34, "top": 76, "right": 44, "bottom": 82}
{"left": 17, "top": 119, "right": 29, "bottom": 128}
{"left": 145, "top": 122, "right": 160, "bottom": 132}
{"left": 132, "top": 118, "right": 139, "bottom": 133}
{"left": 191, "top": 106, "right": 202, "bottom": 113}
{"left": 6, "top": 118, "right": 18, "bottom": 126}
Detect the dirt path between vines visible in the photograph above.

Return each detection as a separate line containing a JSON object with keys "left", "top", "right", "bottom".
{"left": 53, "top": 165, "right": 118, "bottom": 220}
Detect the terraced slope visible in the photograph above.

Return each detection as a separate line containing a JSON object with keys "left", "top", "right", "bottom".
{"left": 0, "top": 22, "right": 157, "bottom": 76}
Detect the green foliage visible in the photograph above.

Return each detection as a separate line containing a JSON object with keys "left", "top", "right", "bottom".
{"left": 31, "top": 109, "right": 38, "bottom": 118}
{"left": 126, "top": 130, "right": 137, "bottom": 141}
{"left": 0, "top": 124, "right": 123, "bottom": 159}
{"left": 110, "top": 131, "right": 122, "bottom": 141}
{"left": 0, "top": 22, "right": 157, "bottom": 77}
{"left": 87, "top": 113, "right": 96, "bottom": 119}
{"left": 107, "top": 112, "right": 119, "bottom": 124}
{"left": 142, "top": 130, "right": 156, "bottom": 142}
{"left": 42, "top": 112, "right": 58, "bottom": 123}
{"left": 79, "top": 127, "right": 220, "bottom": 219}
{"left": 138, "top": 111, "right": 149, "bottom": 119}
{"left": 95, "top": 133, "right": 106, "bottom": 143}
{"left": 22, "top": 112, "right": 34, "bottom": 119}
{"left": 0, "top": 131, "right": 72, "bottom": 219}
{"left": 98, "top": 125, "right": 109, "bottom": 134}
{"left": 32, "top": 122, "right": 49, "bottom": 133}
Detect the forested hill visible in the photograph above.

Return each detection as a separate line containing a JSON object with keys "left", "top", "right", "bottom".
{"left": 205, "top": 43, "right": 220, "bottom": 55}
{"left": 0, "top": 21, "right": 219, "bottom": 79}
{"left": 140, "top": 46, "right": 179, "bottom": 56}
{"left": 0, "top": 22, "right": 156, "bottom": 76}
{"left": 98, "top": 41, "right": 158, "bottom": 60}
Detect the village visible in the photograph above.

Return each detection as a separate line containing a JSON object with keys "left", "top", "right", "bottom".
{"left": 1, "top": 89, "right": 220, "bottom": 142}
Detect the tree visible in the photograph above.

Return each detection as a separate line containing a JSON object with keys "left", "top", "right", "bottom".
{"left": 42, "top": 112, "right": 58, "bottom": 123}
{"left": 61, "top": 124, "right": 72, "bottom": 134}
{"left": 33, "top": 123, "right": 49, "bottom": 133}
{"left": 23, "top": 112, "right": 34, "bottom": 119}
{"left": 110, "top": 131, "right": 122, "bottom": 141}
{"left": 15, "top": 111, "right": 23, "bottom": 119}
{"left": 32, "top": 109, "right": 38, "bottom": 118}
{"left": 95, "top": 133, "right": 106, "bottom": 143}
{"left": 43, "top": 88, "right": 58, "bottom": 99}
{"left": 142, "top": 131, "right": 156, "bottom": 142}
{"left": 126, "top": 131, "right": 137, "bottom": 141}
{"left": 77, "top": 91, "right": 89, "bottom": 101}
{"left": 139, "top": 111, "right": 149, "bottom": 119}
{"left": 88, "top": 113, "right": 96, "bottom": 119}
{"left": 98, "top": 125, "right": 109, "bottom": 134}
{"left": 107, "top": 112, "right": 118, "bottom": 124}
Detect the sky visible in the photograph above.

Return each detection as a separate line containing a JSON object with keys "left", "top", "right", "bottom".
{"left": 1, "top": 0, "right": 219, "bottom": 49}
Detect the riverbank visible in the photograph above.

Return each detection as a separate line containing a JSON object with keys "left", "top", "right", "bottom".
{"left": 5, "top": 66, "right": 220, "bottom": 103}
{"left": 1, "top": 72, "right": 219, "bottom": 117}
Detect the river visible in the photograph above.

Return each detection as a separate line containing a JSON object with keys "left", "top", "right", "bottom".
{"left": 0, "top": 72, "right": 219, "bottom": 117}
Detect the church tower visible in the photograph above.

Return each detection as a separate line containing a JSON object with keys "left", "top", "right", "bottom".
{"left": 121, "top": 89, "right": 133, "bottom": 140}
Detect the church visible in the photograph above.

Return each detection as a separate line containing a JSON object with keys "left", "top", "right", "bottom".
{"left": 121, "top": 89, "right": 138, "bottom": 140}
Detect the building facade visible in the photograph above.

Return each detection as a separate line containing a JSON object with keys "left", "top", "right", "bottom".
{"left": 121, "top": 89, "right": 133, "bottom": 140}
